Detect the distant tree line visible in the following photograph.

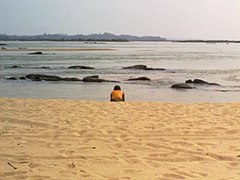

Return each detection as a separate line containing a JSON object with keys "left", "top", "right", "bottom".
{"left": 0, "top": 32, "right": 167, "bottom": 42}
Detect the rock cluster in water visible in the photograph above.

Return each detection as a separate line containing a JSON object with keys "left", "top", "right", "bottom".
{"left": 127, "top": 77, "right": 151, "bottom": 81}
{"left": 6, "top": 74, "right": 119, "bottom": 83}
{"left": 185, "top": 79, "right": 221, "bottom": 86}
{"left": 25, "top": 74, "right": 80, "bottom": 81}
{"left": 123, "top": 64, "right": 165, "bottom": 71}
{"left": 83, "top": 75, "right": 119, "bottom": 82}
{"left": 68, "top": 65, "right": 95, "bottom": 69}
{"left": 4, "top": 64, "right": 222, "bottom": 90}
{"left": 28, "top": 51, "right": 43, "bottom": 55}
{"left": 171, "top": 79, "right": 221, "bottom": 89}
{"left": 171, "top": 83, "right": 195, "bottom": 89}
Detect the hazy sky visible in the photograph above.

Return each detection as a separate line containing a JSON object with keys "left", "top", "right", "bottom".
{"left": 1, "top": 0, "right": 240, "bottom": 39}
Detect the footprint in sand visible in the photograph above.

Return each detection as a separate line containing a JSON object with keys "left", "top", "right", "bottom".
{"left": 58, "top": 149, "right": 75, "bottom": 157}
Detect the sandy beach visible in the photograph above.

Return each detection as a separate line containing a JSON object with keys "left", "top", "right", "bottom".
{"left": 0, "top": 97, "right": 240, "bottom": 179}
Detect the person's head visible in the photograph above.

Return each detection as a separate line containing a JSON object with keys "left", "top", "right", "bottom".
{"left": 114, "top": 85, "right": 121, "bottom": 90}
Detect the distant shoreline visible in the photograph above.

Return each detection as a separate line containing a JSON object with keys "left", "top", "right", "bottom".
{"left": 1, "top": 40, "right": 240, "bottom": 44}
{"left": 1, "top": 32, "right": 240, "bottom": 43}
{"left": 172, "top": 40, "right": 240, "bottom": 43}
{"left": 0, "top": 48, "right": 116, "bottom": 51}
{"left": 0, "top": 32, "right": 167, "bottom": 42}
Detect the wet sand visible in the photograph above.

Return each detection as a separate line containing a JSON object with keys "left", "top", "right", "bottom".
{"left": 0, "top": 98, "right": 240, "bottom": 179}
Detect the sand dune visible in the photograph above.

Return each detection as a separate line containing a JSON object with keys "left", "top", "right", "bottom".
{"left": 0, "top": 98, "right": 240, "bottom": 179}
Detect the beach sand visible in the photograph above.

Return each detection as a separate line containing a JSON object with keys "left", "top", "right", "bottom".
{"left": 0, "top": 98, "right": 240, "bottom": 179}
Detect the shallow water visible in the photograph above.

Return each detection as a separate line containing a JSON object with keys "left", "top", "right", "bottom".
{"left": 0, "top": 41, "right": 240, "bottom": 102}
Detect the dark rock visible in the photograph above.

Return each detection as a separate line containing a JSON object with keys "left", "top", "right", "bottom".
{"left": 123, "top": 65, "right": 148, "bottom": 70}
{"left": 82, "top": 75, "right": 119, "bottom": 83}
{"left": 26, "top": 74, "right": 64, "bottom": 81}
{"left": 145, "top": 67, "right": 165, "bottom": 71}
{"left": 26, "top": 74, "right": 82, "bottom": 82}
{"left": 28, "top": 51, "right": 43, "bottom": 55}
{"left": 82, "top": 77, "right": 103, "bottom": 82}
{"left": 6, "top": 77, "right": 17, "bottom": 80}
{"left": 36, "top": 66, "right": 51, "bottom": 69}
{"left": 0, "top": 43, "right": 6, "bottom": 46}
{"left": 64, "top": 77, "right": 82, "bottom": 81}
{"left": 185, "top": 79, "right": 193, "bottom": 83}
{"left": 185, "top": 79, "right": 221, "bottom": 86}
{"left": 19, "top": 77, "right": 27, "bottom": 80}
{"left": 87, "top": 75, "right": 99, "bottom": 79}
{"left": 171, "top": 83, "right": 194, "bottom": 89}
{"left": 68, "top": 65, "right": 94, "bottom": 69}
{"left": 127, "top": 77, "right": 151, "bottom": 81}
{"left": 1, "top": 47, "right": 7, "bottom": 50}
{"left": 11, "top": 65, "right": 22, "bottom": 68}
{"left": 123, "top": 64, "right": 165, "bottom": 71}
{"left": 24, "top": 74, "right": 118, "bottom": 82}
{"left": 82, "top": 75, "right": 104, "bottom": 82}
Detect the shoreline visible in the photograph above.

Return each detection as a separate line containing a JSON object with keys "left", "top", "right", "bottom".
{"left": 1, "top": 97, "right": 240, "bottom": 179}
{"left": 0, "top": 48, "right": 116, "bottom": 51}
{"left": 1, "top": 96, "right": 240, "bottom": 104}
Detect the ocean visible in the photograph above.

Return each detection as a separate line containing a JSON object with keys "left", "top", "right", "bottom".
{"left": 0, "top": 41, "right": 240, "bottom": 102}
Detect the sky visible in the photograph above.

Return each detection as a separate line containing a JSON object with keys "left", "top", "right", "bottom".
{"left": 0, "top": 0, "right": 240, "bottom": 40}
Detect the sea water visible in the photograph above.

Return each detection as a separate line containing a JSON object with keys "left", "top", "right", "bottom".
{"left": 0, "top": 41, "right": 240, "bottom": 102}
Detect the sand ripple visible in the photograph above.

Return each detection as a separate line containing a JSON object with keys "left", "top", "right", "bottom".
{"left": 1, "top": 98, "right": 240, "bottom": 179}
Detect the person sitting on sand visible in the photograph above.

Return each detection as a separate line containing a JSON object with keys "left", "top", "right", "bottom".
{"left": 110, "top": 85, "right": 125, "bottom": 102}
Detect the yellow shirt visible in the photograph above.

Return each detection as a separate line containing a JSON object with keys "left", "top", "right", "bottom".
{"left": 111, "top": 90, "right": 124, "bottom": 101}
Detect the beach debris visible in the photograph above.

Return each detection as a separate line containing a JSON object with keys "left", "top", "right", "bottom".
{"left": 7, "top": 162, "right": 17, "bottom": 170}
{"left": 185, "top": 79, "right": 221, "bottom": 86}
{"left": 82, "top": 75, "right": 119, "bottom": 83}
{"left": 80, "top": 156, "right": 87, "bottom": 160}
{"left": 127, "top": 76, "right": 151, "bottom": 81}
{"left": 68, "top": 65, "right": 95, "bottom": 69}
{"left": 237, "top": 155, "right": 240, "bottom": 158}
{"left": 123, "top": 64, "right": 165, "bottom": 71}
{"left": 171, "top": 83, "right": 195, "bottom": 89}
{"left": 67, "top": 162, "right": 76, "bottom": 168}
{"left": 28, "top": 51, "right": 43, "bottom": 55}
{"left": 19, "top": 161, "right": 29, "bottom": 164}
{"left": 71, "top": 162, "right": 75, "bottom": 168}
